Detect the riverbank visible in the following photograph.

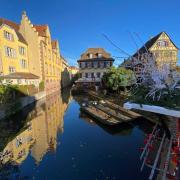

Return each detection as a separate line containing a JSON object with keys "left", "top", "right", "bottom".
{"left": 0, "top": 91, "right": 46, "bottom": 120}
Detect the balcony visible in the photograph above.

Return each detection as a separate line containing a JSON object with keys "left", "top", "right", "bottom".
{"left": 76, "top": 77, "right": 101, "bottom": 83}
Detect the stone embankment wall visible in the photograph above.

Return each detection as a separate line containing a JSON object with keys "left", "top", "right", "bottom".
{"left": 0, "top": 91, "right": 46, "bottom": 120}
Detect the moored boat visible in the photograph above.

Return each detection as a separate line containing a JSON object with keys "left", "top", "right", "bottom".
{"left": 81, "top": 104, "right": 122, "bottom": 126}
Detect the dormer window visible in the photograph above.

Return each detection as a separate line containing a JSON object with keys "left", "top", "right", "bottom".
{"left": 98, "top": 53, "right": 102, "bottom": 58}
{"left": 89, "top": 53, "right": 93, "bottom": 59}
{"left": 4, "top": 31, "right": 14, "bottom": 41}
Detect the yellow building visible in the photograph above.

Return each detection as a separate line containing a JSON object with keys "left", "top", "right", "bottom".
{"left": 69, "top": 66, "right": 79, "bottom": 79}
{"left": 123, "top": 32, "right": 179, "bottom": 80}
{"left": 20, "top": 12, "right": 62, "bottom": 94}
{"left": 0, "top": 12, "right": 66, "bottom": 93}
{"left": 0, "top": 18, "right": 29, "bottom": 75}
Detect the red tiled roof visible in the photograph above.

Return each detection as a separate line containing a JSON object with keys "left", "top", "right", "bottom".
{"left": 0, "top": 18, "right": 19, "bottom": 31}
{"left": 34, "top": 25, "right": 48, "bottom": 37}
{"left": 70, "top": 66, "right": 79, "bottom": 70}
{"left": 0, "top": 18, "right": 27, "bottom": 45}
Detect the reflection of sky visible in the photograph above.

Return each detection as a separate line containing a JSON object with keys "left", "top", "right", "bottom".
{"left": 3, "top": 99, "right": 152, "bottom": 179}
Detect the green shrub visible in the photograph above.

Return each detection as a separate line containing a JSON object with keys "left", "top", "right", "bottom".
{"left": 39, "top": 81, "right": 45, "bottom": 91}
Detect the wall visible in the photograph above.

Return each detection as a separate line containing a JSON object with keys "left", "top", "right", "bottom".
{"left": 19, "top": 13, "right": 42, "bottom": 79}
{"left": 0, "top": 25, "right": 28, "bottom": 75}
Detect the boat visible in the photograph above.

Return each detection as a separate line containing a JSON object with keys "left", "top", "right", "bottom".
{"left": 81, "top": 104, "right": 122, "bottom": 126}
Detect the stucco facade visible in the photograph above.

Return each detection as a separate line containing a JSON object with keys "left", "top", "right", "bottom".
{"left": 0, "top": 12, "right": 66, "bottom": 94}
{"left": 19, "top": 12, "right": 42, "bottom": 79}
{"left": 0, "top": 20, "right": 29, "bottom": 75}
{"left": 77, "top": 48, "right": 114, "bottom": 86}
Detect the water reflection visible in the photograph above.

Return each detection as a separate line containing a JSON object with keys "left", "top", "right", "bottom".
{"left": 0, "top": 90, "right": 71, "bottom": 167}
{"left": 80, "top": 110, "right": 154, "bottom": 136}
{"left": 0, "top": 91, "right": 155, "bottom": 179}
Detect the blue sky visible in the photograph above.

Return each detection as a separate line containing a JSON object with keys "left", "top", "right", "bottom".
{"left": 0, "top": 0, "right": 180, "bottom": 66}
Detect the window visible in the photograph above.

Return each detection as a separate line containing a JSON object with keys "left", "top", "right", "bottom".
{"left": 87, "top": 62, "right": 91, "bottom": 68}
{"left": 79, "top": 62, "right": 82, "bottom": 68}
{"left": 98, "top": 53, "right": 102, "bottom": 58}
{"left": 19, "top": 46, "right": 26, "bottom": 55}
{"left": 104, "top": 62, "right": 107, "bottom": 68}
{"left": 106, "top": 61, "right": 110, "bottom": 67}
{"left": 89, "top": 53, "right": 93, "bottom": 59}
{"left": 17, "top": 79, "right": 22, "bottom": 84}
{"left": 157, "top": 40, "right": 168, "bottom": 47}
{"left": 5, "top": 46, "right": 16, "bottom": 58}
{"left": 20, "top": 59, "right": 27, "bottom": 68}
{"left": 98, "top": 62, "right": 100, "bottom": 68}
{"left": 81, "top": 62, "right": 85, "bottom": 68}
{"left": 9, "top": 66, "right": 16, "bottom": 73}
{"left": 91, "top": 73, "right": 94, "bottom": 78}
{"left": 85, "top": 73, "right": 88, "bottom": 78}
{"left": 94, "top": 61, "right": 98, "bottom": 68}
{"left": 100, "top": 62, "right": 104, "bottom": 68}
{"left": 97, "top": 72, "right": 101, "bottom": 78}
{"left": 79, "top": 73, "right": 82, "bottom": 78}
{"left": 4, "top": 31, "right": 14, "bottom": 41}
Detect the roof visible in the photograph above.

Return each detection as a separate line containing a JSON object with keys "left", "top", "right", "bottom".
{"left": 70, "top": 66, "right": 79, "bottom": 70}
{"left": 33, "top": 25, "right": 48, "bottom": 37}
{"left": 0, "top": 18, "right": 27, "bottom": 45}
{"left": 3, "top": 72, "right": 40, "bottom": 79}
{"left": 133, "top": 32, "right": 162, "bottom": 57}
{"left": 16, "top": 31, "right": 28, "bottom": 45}
{"left": 133, "top": 32, "right": 179, "bottom": 57}
{"left": 79, "top": 48, "right": 114, "bottom": 62}
{"left": 0, "top": 18, "right": 19, "bottom": 31}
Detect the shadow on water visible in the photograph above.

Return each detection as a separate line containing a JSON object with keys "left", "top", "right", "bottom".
{"left": 61, "top": 87, "right": 71, "bottom": 104}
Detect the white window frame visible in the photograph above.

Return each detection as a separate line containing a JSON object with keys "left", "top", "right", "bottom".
{"left": 4, "top": 30, "right": 14, "bottom": 41}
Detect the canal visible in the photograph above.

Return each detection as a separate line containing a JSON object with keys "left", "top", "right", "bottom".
{"left": 0, "top": 89, "right": 154, "bottom": 180}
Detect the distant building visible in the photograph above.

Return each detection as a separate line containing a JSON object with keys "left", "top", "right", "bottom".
{"left": 122, "top": 32, "right": 179, "bottom": 80}
{"left": 61, "top": 56, "right": 71, "bottom": 88}
{"left": 77, "top": 48, "right": 114, "bottom": 87}
{"left": 69, "top": 66, "right": 79, "bottom": 79}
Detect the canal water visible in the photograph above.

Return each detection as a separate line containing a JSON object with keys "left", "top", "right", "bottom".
{"left": 0, "top": 89, "right": 154, "bottom": 180}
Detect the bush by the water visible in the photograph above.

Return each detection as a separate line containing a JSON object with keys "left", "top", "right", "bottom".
{"left": 102, "top": 67, "right": 136, "bottom": 93}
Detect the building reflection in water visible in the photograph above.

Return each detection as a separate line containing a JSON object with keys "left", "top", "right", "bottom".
{"left": 0, "top": 89, "right": 71, "bottom": 166}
